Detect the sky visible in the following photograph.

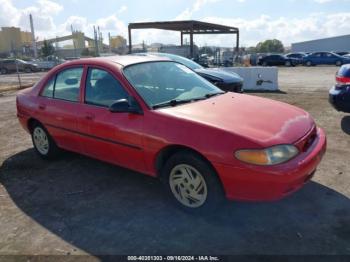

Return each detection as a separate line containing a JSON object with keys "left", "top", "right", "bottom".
{"left": 1, "top": 0, "right": 350, "bottom": 47}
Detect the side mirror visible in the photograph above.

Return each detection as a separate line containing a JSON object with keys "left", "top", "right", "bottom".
{"left": 109, "top": 98, "right": 143, "bottom": 114}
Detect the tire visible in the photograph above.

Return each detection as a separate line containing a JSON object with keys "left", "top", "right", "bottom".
{"left": 24, "top": 67, "right": 32, "bottom": 73}
{"left": 336, "top": 60, "right": 342, "bottom": 66}
{"left": 1, "top": 68, "right": 8, "bottom": 74}
{"left": 160, "top": 151, "right": 225, "bottom": 214}
{"left": 305, "top": 61, "right": 312, "bottom": 67}
{"left": 285, "top": 61, "right": 292, "bottom": 67}
{"left": 31, "top": 122, "right": 60, "bottom": 159}
{"left": 262, "top": 61, "right": 268, "bottom": 66}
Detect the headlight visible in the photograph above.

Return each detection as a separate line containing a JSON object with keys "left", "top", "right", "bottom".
{"left": 235, "top": 145, "right": 299, "bottom": 166}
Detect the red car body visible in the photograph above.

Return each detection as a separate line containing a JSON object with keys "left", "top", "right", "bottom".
{"left": 16, "top": 56, "right": 327, "bottom": 202}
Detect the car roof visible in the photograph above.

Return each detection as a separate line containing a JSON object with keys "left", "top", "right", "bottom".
{"left": 61, "top": 55, "right": 171, "bottom": 67}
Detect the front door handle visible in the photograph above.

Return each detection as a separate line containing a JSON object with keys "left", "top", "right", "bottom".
{"left": 38, "top": 104, "right": 46, "bottom": 110}
{"left": 85, "top": 113, "right": 95, "bottom": 120}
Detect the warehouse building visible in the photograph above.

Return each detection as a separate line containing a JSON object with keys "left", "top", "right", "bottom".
{"left": 292, "top": 34, "right": 350, "bottom": 53}
{"left": 0, "top": 27, "right": 32, "bottom": 55}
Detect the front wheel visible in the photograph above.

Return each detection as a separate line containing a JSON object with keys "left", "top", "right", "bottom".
{"left": 305, "top": 61, "right": 312, "bottom": 67}
{"left": 24, "top": 67, "right": 32, "bottom": 73}
{"left": 161, "top": 151, "right": 225, "bottom": 213}
{"left": 285, "top": 61, "right": 292, "bottom": 67}
{"left": 336, "top": 60, "right": 342, "bottom": 66}
{"left": 31, "top": 123, "right": 60, "bottom": 159}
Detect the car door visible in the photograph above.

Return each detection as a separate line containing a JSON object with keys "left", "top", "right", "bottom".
{"left": 320, "top": 53, "right": 328, "bottom": 64}
{"left": 270, "top": 55, "right": 281, "bottom": 66}
{"left": 76, "top": 66, "right": 146, "bottom": 173}
{"left": 5, "top": 60, "right": 16, "bottom": 72}
{"left": 36, "top": 66, "right": 84, "bottom": 153}
{"left": 313, "top": 53, "right": 321, "bottom": 64}
{"left": 325, "top": 53, "right": 337, "bottom": 64}
{"left": 265, "top": 56, "right": 272, "bottom": 65}
{"left": 277, "top": 55, "right": 285, "bottom": 65}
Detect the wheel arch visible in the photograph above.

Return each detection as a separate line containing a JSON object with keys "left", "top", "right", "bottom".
{"left": 155, "top": 145, "right": 218, "bottom": 177}
{"left": 27, "top": 117, "right": 42, "bottom": 132}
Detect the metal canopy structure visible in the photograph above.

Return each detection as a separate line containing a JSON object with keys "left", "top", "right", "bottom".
{"left": 128, "top": 20, "right": 239, "bottom": 59}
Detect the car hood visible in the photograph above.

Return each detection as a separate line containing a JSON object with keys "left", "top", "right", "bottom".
{"left": 194, "top": 68, "right": 243, "bottom": 83}
{"left": 158, "top": 93, "right": 314, "bottom": 147}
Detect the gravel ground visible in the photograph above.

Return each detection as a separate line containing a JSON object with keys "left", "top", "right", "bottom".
{"left": 0, "top": 72, "right": 46, "bottom": 91}
{"left": 0, "top": 66, "right": 349, "bottom": 257}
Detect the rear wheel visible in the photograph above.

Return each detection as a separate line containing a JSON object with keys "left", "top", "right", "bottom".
{"left": 0, "top": 68, "right": 8, "bottom": 74}
{"left": 336, "top": 60, "right": 342, "bottom": 66}
{"left": 24, "top": 67, "right": 32, "bottom": 73}
{"left": 31, "top": 122, "right": 60, "bottom": 159}
{"left": 161, "top": 151, "right": 225, "bottom": 213}
{"left": 285, "top": 61, "right": 292, "bottom": 67}
{"left": 262, "top": 61, "right": 268, "bottom": 66}
{"left": 305, "top": 61, "right": 312, "bottom": 67}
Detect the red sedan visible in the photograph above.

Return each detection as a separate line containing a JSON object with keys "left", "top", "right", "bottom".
{"left": 16, "top": 56, "right": 327, "bottom": 212}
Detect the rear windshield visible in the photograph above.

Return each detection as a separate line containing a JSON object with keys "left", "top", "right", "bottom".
{"left": 338, "top": 65, "right": 350, "bottom": 77}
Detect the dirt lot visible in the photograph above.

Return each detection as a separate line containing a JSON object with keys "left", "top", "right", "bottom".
{"left": 0, "top": 66, "right": 349, "bottom": 257}
{"left": 0, "top": 72, "right": 46, "bottom": 91}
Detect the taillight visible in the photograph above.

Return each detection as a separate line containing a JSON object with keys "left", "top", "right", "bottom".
{"left": 336, "top": 76, "right": 350, "bottom": 85}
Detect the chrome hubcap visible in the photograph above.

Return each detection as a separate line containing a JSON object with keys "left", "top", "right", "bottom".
{"left": 169, "top": 164, "right": 207, "bottom": 208}
{"left": 33, "top": 127, "right": 49, "bottom": 155}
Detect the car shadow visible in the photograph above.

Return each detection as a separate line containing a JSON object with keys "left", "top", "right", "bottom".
{"left": 0, "top": 149, "right": 349, "bottom": 255}
{"left": 341, "top": 116, "right": 350, "bottom": 135}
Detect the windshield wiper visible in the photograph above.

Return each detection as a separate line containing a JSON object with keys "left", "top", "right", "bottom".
{"left": 204, "top": 92, "right": 225, "bottom": 98}
{"left": 152, "top": 92, "right": 225, "bottom": 109}
{"left": 152, "top": 99, "right": 194, "bottom": 109}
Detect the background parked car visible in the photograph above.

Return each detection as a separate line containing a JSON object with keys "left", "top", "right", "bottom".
{"left": 135, "top": 52, "right": 244, "bottom": 93}
{"left": 303, "top": 52, "right": 350, "bottom": 66}
{"left": 0, "top": 59, "right": 39, "bottom": 74}
{"left": 29, "top": 55, "right": 65, "bottom": 71}
{"left": 258, "top": 54, "right": 298, "bottom": 67}
{"left": 335, "top": 51, "right": 349, "bottom": 56}
{"left": 329, "top": 64, "right": 350, "bottom": 113}
{"left": 285, "top": 53, "right": 307, "bottom": 65}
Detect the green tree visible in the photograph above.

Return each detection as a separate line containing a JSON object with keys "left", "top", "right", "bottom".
{"left": 40, "top": 40, "right": 55, "bottom": 57}
{"left": 255, "top": 39, "right": 285, "bottom": 53}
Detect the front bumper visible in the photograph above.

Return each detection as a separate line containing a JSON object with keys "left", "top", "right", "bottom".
{"left": 329, "top": 86, "right": 350, "bottom": 113}
{"left": 213, "top": 127, "right": 327, "bottom": 201}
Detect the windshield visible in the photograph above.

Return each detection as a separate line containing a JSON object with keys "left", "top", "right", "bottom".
{"left": 123, "top": 61, "right": 223, "bottom": 108}
{"left": 156, "top": 53, "right": 203, "bottom": 70}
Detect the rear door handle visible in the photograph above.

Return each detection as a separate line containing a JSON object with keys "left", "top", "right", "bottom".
{"left": 85, "top": 113, "right": 95, "bottom": 120}
{"left": 38, "top": 104, "right": 46, "bottom": 110}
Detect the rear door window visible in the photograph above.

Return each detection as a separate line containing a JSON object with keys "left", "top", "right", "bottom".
{"left": 54, "top": 68, "right": 83, "bottom": 102}
{"left": 40, "top": 67, "right": 83, "bottom": 102}
{"left": 41, "top": 77, "right": 55, "bottom": 98}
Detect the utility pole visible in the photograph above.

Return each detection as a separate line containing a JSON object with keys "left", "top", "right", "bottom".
{"left": 29, "top": 14, "right": 38, "bottom": 58}
{"left": 93, "top": 26, "right": 99, "bottom": 56}
{"left": 108, "top": 32, "right": 111, "bottom": 52}
{"left": 98, "top": 26, "right": 102, "bottom": 52}
{"left": 71, "top": 24, "right": 77, "bottom": 58}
